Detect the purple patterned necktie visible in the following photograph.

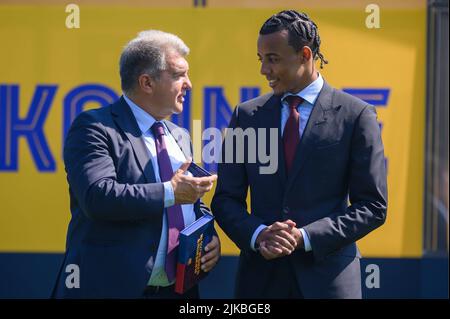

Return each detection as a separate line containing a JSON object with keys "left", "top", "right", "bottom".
{"left": 151, "top": 121, "right": 185, "bottom": 282}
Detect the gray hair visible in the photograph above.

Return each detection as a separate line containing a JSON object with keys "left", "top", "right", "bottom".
{"left": 119, "top": 30, "right": 190, "bottom": 94}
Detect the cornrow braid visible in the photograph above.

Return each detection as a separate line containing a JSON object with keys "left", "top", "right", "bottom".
{"left": 260, "top": 10, "right": 328, "bottom": 68}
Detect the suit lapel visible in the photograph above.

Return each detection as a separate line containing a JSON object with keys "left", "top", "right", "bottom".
{"left": 257, "top": 95, "right": 287, "bottom": 186}
{"left": 111, "top": 96, "right": 157, "bottom": 183}
{"left": 165, "top": 120, "right": 202, "bottom": 219}
{"left": 164, "top": 120, "right": 192, "bottom": 159}
{"left": 285, "top": 82, "right": 336, "bottom": 192}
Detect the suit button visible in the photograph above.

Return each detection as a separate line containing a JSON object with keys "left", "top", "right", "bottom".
{"left": 283, "top": 207, "right": 289, "bottom": 215}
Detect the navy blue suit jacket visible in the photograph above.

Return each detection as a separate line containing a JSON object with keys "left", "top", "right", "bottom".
{"left": 211, "top": 82, "right": 387, "bottom": 298}
{"left": 52, "top": 97, "right": 209, "bottom": 298}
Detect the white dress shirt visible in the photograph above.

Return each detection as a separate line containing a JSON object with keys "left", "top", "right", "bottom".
{"left": 124, "top": 94, "right": 196, "bottom": 286}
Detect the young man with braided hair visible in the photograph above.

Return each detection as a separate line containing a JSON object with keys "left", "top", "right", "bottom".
{"left": 212, "top": 10, "right": 387, "bottom": 298}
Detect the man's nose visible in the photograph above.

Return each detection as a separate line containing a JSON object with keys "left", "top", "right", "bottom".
{"left": 260, "top": 62, "right": 270, "bottom": 76}
{"left": 184, "top": 75, "right": 192, "bottom": 90}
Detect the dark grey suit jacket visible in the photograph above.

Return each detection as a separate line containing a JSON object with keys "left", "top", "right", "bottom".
{"left": 211, "top": 81, "right": 387, "bottom": 299}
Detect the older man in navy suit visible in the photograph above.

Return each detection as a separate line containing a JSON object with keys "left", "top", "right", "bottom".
{"left": 212, "top": 10, "right": 387, "bottom": 299}
{"left": 52, "top": 30, "right": 220, "bottom": 299}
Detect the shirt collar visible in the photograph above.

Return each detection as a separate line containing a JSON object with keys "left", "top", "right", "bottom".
{"left": 281, "top": 73, "right": 324, "bottom": 106}
{"left": 123, "top": 94, "right": 158, "bottom": 135}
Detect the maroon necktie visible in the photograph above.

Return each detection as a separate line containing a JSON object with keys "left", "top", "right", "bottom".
{"left": 151, "top": 121, "right": 185, "bottom": 282}
{"left": 283, "top": 95, "right": 303, "bottom": 174}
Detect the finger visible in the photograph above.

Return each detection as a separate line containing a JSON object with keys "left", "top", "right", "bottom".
{"left": 260, "top": 243, "right": 279, "bottom": 259}
{"left": 205, "top": 236, "right": 219, "bottom": 252}
{"left": 263, "top": 240, "right": 284, "bottom": 254}
{"left": 201, "top": 256, "right": 218, "bottom": 272}
{"left": 266, "top": 245, "right": 284, "bottom": 255}
{"left": 201, "top": 250, "right": 219, "bottom": 271}
{"left": 272, "top": 229, "right": 297, "bottom": 247}
{"left": 202, "top": 245, "right": 219, "bottom": 262}
{"left": 189, "top": 179, "right": 210, "bottom": 188}
{"left": 202, "top": 237, "right": 220, "bottom": 262}
{"left": 195, "top": 175, "right": 217, "bottom": 186}
{"left": 272, "top": 234, "right": 295, "bottom": 251}
{"left": 196, "top": 184, "right": 213, "bottom": 193}
{"left": 268, "top": 222, "right": 291, "bottom": 231}
{"left": 263, "top": 228, "right": 293, "bottom": 244}
{"left": 191, "top": 179, "right": 214, "bottom": 195}
{"left": 269, "top": 241, "right": 292, "bottom": 255}
{"left": 283, "top": 219, "right": 297, "bottom": 228}
{"left": 177, "top": 158, "right": 192, "bottom": 173}
{"left": 201, "top": 249, "right": 218, "bottom": 264}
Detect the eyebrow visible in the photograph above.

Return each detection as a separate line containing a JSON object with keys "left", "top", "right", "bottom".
{"left": 257, "top": 53, "right": 280, "bottom": 57}
{"left": 172, "top": 65, "right": 188, "bottom": 72}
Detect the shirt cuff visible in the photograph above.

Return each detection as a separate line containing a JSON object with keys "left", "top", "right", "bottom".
{"left": 251, "top": 224, "right": 268, "bottom": 251}
{"left": 163, "top": 181, "right": 175, "bottom": 208}
{"left": 300, "top": 228, "right": 312, "bottom": 252}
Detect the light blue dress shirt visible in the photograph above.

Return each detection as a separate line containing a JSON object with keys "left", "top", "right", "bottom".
{"left": 124, "top": 95, "right": 196, "bottom": 286}
{"left": 250, "top": 73, "right": 324, "bottom": 253}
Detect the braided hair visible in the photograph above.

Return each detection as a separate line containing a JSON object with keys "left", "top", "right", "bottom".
{"left": 260, "top": 10, "right": 328, "bottom": 68}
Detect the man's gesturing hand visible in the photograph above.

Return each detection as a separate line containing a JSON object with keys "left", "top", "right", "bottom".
{"left": 171, "top": 159, "right": 217, "bottom": 205}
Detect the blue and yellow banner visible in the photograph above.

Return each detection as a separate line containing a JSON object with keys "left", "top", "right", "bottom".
{"left": 0, "top": 4, "right": 426, "bottom": 257}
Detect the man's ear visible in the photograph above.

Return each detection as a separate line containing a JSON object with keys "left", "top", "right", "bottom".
{"left": 138, "top": 74, "right": 154, "bottom": 94}
{"left": 300, "top": 46, "right": 313, "bottom": 63}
